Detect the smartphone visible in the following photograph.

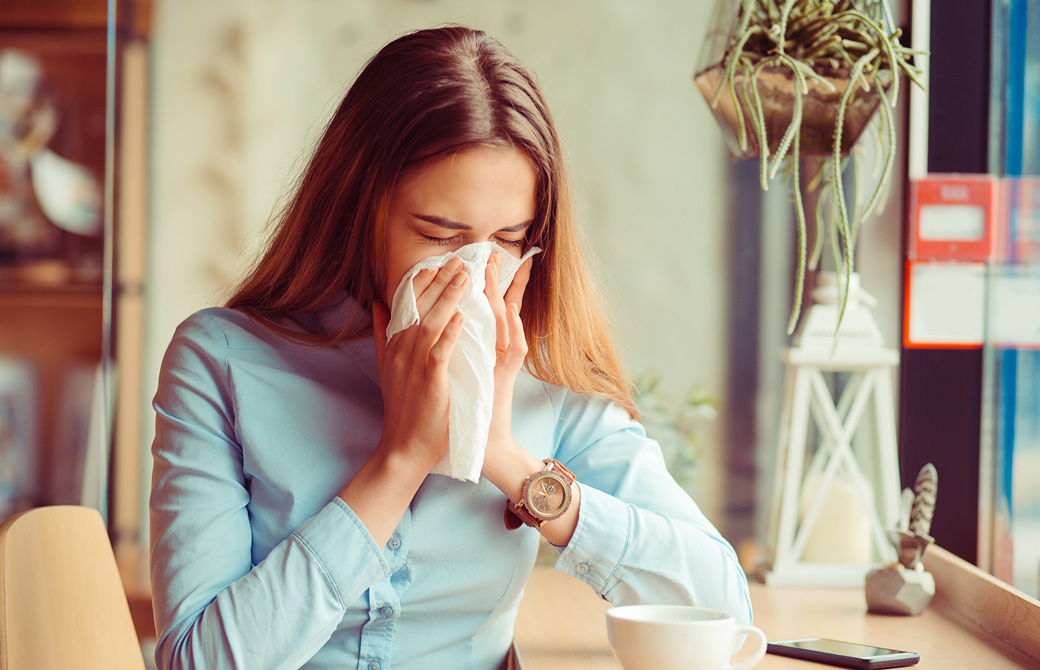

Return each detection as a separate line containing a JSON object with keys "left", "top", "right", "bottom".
{"left": 767, "top": 637, "right": 919, "bottom": 669}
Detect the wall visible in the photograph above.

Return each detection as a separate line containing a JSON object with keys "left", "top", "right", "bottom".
{"left": 142, "top": 0, "right": 735, "bottom": 524}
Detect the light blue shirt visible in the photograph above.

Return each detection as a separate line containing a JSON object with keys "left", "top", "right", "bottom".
{"left": 149, "top": 295, "right": 752, "bottom": 670}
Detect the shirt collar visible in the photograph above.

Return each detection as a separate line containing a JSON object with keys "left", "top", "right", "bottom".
{"left": 314, "top": 292, "right": 379, "bottom": 384}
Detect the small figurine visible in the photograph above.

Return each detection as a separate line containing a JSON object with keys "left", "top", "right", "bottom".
{"left": 865, "top": 463, "right": 938, "bottom": 615}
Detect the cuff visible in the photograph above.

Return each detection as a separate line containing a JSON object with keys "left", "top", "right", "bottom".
{"left": 291, "top": 497, "right": 391, "bottom": 608}
{"left": 553, "top": 483, "right": 631, "bottom": 597}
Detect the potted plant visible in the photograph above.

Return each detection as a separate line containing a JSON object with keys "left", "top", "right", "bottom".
{"left": 694, "top": 0, "right": 925, "bottom": 333}
{"left": 632, "top": 370, "right": 716, "bottom": 490}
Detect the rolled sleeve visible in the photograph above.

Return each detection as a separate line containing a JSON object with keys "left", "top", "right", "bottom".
{"left": 150, "top": 313, "right": 393, "bottom": 669}
{"left": 553, "top": 483, "right": 630, "bottom": 597}
{"left": 292, "top": 497, "right": 390, "bottom": 608}
{"left": 548, "top": 387, "right": 753, "bottom": 624}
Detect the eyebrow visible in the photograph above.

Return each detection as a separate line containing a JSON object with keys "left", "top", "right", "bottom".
{"left": 412, "top": 213, "right": 532, "bottom": 233}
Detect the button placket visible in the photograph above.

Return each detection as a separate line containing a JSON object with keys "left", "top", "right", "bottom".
{"left": 359, "top": 577, "right": 399, "bottom": 669}
{"left": 367, "top": 580, "right": 400, "bottom": 628}
{"left": 383, "top": 510, "right": 410, "bottom": 572}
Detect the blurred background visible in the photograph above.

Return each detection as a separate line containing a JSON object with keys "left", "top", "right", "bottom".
{"left": 144, "top": 0, "right": 909, "bottom": 561}
{"left": 2, "top": 0, "right": 1038, "bottom": 655}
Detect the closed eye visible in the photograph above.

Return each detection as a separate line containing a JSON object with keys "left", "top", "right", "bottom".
{"left": 420, "top": 233, "right": 461, "bottom": 246}
{"left": 420, "top": 232, "right": 525, "bottom": 250}
{"left": 412, "top": 214, "right": 531, "bottom": 250}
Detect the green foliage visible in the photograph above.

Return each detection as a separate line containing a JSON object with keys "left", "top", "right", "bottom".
{"left": 632, "top": 370, "right": 717, "bottom": 489}
{"left": 709, "top": 0, "right": 925, "bottom": 334}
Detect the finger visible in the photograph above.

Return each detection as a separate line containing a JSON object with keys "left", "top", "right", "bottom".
{"left": 428, "top": 311, "right": 465, "bottom": 371}
{"left": 502, "top": 256, "right": 533, "bottom": 314}
{"left": 501, "top": 302, "right": 529, "bottom": 370}
{"left": 371, "top": 301, "right": 390, "bottom": 372}
{"left": 415, "top": 270, "right": 468, "bottom": 353}
{"left": 484, "top": 251, "right": 509, "bottom": 355}
{"left": 408, "top": 267, "right": 437, "bottom": 301}
{"left": 415, "top": 256, "right": 464, "bottom": 317}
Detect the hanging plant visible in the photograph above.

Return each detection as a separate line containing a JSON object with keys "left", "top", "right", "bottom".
{"left": 694, "top": 0, "right": 925, "bottom": 333}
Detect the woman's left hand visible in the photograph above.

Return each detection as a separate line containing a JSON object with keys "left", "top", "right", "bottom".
{"left": 481, "top": 251, "right": 535, "bottom": 466}
{"left": 481, "top": 250, "right": 581, "bottom": 546}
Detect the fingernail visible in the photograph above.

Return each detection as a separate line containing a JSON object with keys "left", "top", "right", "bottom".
{"left": 451, "top": 272, "right": 468, "bottom": 287}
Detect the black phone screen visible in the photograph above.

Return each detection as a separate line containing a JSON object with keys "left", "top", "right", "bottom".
{"left": 767, "top": 637, "right": 920, "bottom": 669}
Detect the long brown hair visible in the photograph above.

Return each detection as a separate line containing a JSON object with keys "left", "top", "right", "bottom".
{"left": 227, "top": 25, "right": 636, "bottom": 417}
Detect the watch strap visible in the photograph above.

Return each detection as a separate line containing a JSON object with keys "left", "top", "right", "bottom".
{"left": 544, "top": 458, "right": 575, "bottom": 484}
{"left": 504, "top": 500, "right": 540, "bottom": 529}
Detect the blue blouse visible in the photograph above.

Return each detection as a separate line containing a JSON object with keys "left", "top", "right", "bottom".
{"left": 149, "top": 295, "right": 752, "bottom": 670}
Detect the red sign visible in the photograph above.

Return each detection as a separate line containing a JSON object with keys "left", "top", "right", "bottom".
{"left": 908, "top": 175, "right": 1001, "bottom": 261}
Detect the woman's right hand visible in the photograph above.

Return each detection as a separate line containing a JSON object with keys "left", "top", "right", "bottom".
{"left": 338, "top": 257, "right": 469, "bottom": 547}
{"left": 370, "top": 256, "right": 469, "bottom": 472}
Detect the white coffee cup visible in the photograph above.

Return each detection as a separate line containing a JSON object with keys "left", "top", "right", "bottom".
{"left": 606, "top": 605, "right": 767, "bottom": 670}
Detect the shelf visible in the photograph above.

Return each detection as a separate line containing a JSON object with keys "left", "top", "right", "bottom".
{"left": 0, "top": 0, "right": 153, "bottom": 39}
{"left": 0, "top": 282, "right": 103, "bottom": 310}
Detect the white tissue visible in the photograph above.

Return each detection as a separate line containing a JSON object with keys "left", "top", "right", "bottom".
{"left": 386, "top": 242, "right": 541, "bottom": 482}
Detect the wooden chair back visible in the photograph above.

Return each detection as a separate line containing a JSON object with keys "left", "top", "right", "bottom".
{"left": 0, "top": 505, "right": 145, "bottom": 670}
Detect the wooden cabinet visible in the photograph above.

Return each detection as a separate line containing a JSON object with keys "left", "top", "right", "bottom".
{"left": 0, "top": 285, "right": 103, "bottom": 513}
{"left": 0, "top": 0, "right": 152, "bottom": 38}
{"left": 0, "top": 0, "right": 150, "bottom": 544}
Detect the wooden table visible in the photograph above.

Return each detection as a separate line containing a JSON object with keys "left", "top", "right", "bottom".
{"left": 123, "top": 544, "right": 1039, "bottom": 667}
{"left": 514, "top": 547, "right": 1040, "bottom": 669}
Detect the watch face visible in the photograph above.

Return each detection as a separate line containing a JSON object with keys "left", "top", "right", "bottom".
{"left": 525, "top": 472, "right": 571, "bottom": 520}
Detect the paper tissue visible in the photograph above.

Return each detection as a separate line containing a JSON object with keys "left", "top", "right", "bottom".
{"left": 386, "top": 241, "right": 540, "bottom": 482}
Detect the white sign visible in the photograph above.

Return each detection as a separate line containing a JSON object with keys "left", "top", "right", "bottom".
{"left": 919, "top": 203, "right": 986, "bottom": 241}
{"left": 906, "top": 262, "right": 986, "bottom": 346}
{"left": 987, "top": 268, "right": 1040, "bottom": 346}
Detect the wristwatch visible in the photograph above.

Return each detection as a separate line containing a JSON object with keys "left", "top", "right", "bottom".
{"left": 504, "top": 459, "right": 575, "bottom": 530}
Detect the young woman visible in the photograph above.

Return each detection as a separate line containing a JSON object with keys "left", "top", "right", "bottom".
{"left": 150, "top": 25, "right": 751, "bottom": 670}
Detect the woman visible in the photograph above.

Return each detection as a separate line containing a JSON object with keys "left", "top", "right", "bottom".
{"left": 150, "top": 25, "right": 751, "bottom": 670}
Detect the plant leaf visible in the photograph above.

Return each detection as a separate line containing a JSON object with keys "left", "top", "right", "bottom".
{"left": 832, "top": 47, "right": 878, "bottom": 333}
{"left": 768, "top": 55, "right": 806, "bottom": 178}
{"left": 788, "top": 130, "right": 807, "bottom": 334}
{"left": 858, "top": 83, "right": 895, "bottom": 222}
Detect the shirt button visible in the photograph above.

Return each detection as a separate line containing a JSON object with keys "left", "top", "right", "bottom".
{"left": 368, "top": 662, "right": 381, "bottom": 670}
{"left": 576, "top": 562, "right": 590, "bottom": 575}
{"left": 379, "top": 605, "right": 394, "bottom": 618}
{"left": 388, "top": 536, "right": 402, "bottom": 550}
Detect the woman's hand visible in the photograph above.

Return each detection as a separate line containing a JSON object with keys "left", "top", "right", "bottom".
{"left": 480, "top": 252, "right": 543, "bottom": 485}
{"left": 339, "top": 257, "right": 470, "bottom": 548}
{"left": 370, "top": 256, "right": 469, "bottom": 471}
{"left": 485, "top": 251, "right": 533, "bottom": 445}
{"left": 480, "top": 251, "right": 580, "bottom": 546}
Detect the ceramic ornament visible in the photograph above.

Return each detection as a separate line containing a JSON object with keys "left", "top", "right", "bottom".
{"left": 865, "top": 463, "right": 938, "bottom": 615}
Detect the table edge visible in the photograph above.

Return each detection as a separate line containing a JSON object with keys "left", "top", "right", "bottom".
{"left": 923, "top": 545, "right": 1040, "bottom": 664}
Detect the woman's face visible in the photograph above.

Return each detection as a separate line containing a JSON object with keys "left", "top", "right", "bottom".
{"left": 382, "top": 145, "right": 537, "bottom": 304}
